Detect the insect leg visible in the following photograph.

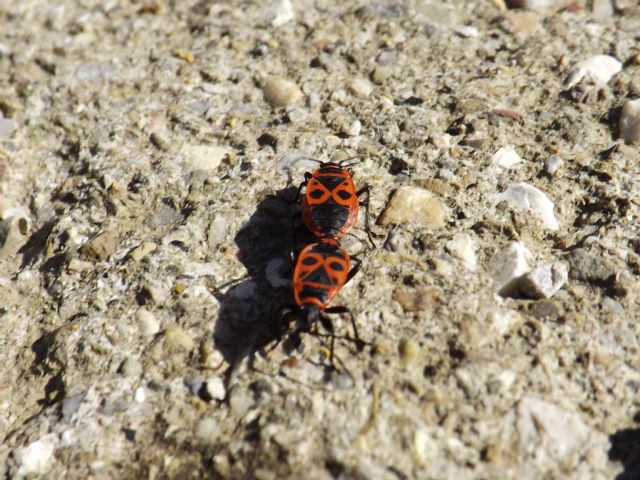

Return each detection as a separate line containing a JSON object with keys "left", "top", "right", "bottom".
{"left": 325, "top": 306, "right": 364, "bottom": 351}
{"left": 356, "top": 185, "right": 381, "bottom": 249}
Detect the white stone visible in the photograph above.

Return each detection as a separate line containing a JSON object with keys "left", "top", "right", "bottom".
{"left": 136, "top": 309, "right": 160, "bottom": 336}
{"left": 277, "top": 151, "right": 320, "bottom": 172}
{"left": 206, "top": 376, "right": 226, "bottom": 401}
{"left": 412, "top": 429, "right": 438, "bottom": 466}
{"left": 486, "top": 308, "right": 522, "bottom": 337}
{"left": 454, "top": 25, "right": 479, "bottom": 38}
{"left": 135, "top": 387, "right": 146, "bottom": 403}
{"left": 565, "top": 55, "right": 622, "bottom": 88}
{"left": 208, "top": 216, "right": 229, "bottom": 249}
{"left": 489, "top": 241, "right": 533, "bottom": 296}
{"left": 261, "top": 76, "right": 303, "bottom": 107}
{"left": 378, "top": 186, "right": 446, "bottom": 228}
{"left": 344, "top": 119, "right": 362, "bottom": 137}
{"left": 495, "top": 182, "right": 559, "bottom": 230}
{"left": 14, "top": 434, "right": 57, "bottom": 476}
{"left": 349, "top": 78, "right": 374, "bottom": 98}
{"left": 517, "top": 262, "right": 568, "bottom": 299}
{"left": 195, "top": 417, "right": 219, "bottom": 443}
{"left": 181, "top": 144, "right": 228, "bottom": 171}
{"left": 591, "top": 0, "right": 614, "bottom": 18}
{"left": 517, "top": 397, "right": 591, "bottom": 458}
{"left": 271, "top": 0, "right": 294, "bottom": 27}
{"left": 492, "top": 146, "right": 522, "bottom": 169}
{"left": 620, "top": 98, "right": 640, "bottom": 144}
{"left": 446, "top": 233, "right": 477, "bottom": 271}
{"left": 543, "top": 156, "right": 563, "bottom": 176}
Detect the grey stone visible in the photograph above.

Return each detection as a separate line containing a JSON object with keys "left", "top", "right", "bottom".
{"left": 567, "top": 249, "right": 616, "bottom": 284}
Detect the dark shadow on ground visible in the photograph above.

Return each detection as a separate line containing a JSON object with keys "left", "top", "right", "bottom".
{"left": 213, "top": 186, "right": 316, "bottom": 368}
{"left": 609, "top": 426, "right": 640, "bottom": 480}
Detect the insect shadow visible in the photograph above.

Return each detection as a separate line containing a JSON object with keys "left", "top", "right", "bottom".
{"left": 213, "top": 186, "right": 317, "bottom": 372}
{"left": 609, "top": 425, "right": 640, "bottom": 480}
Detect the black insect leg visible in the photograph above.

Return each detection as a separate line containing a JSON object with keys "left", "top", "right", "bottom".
{"left": 346, "top": 257, "right": 362, "bottom": 284}
{"left": 325, "top": 306, "right": 365, "bottom": 351}
{"left": 319, "top": 314, "right": 337, "bottom": 369}
{"left": 356, "top": 185, "right": 380, "bottom": 249}
{"left": 289, "top": 173, "right": 313, "bottom": 248}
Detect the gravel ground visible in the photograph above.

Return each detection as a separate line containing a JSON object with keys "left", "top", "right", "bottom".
{"left": 1, "top": 0, "right": 640, "bottom": 478}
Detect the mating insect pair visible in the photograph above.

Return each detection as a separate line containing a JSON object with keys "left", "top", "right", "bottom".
{"left": 281, "top": 157, "right": 375, "bottom": 366}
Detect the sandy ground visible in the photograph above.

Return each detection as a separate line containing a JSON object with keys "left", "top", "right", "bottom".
{"left": 1, "top": 0, "right": 640, "bottom": 478}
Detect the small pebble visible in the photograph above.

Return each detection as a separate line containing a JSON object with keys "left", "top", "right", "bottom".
{"left": 486, "top": 308, "right": 522, "bottom": 337}
{"left": 517, "top": 397, "right": 591, "bottom": 458}
{"left": 392, "top": 288, "right": 439, "bottom": 312}
{"left": 398, "top": 338, "right": 419, "bottom": 366}
{"left": 261, "top": 76, "right": 303, "bottom": 107}
{"left": 206, "top": 376, "right": 226, "bottom": 401}
{"left": 67, "top": 258, "right": 94, "bottom": 273}
{"left": 75, "top": 62, "right": 118, "bottom": 82}
{"left": 564, "top": 55, "right": 622, "bottom": 88}
{"left": 164, "top": 325, "right": 195, "bottom": 352}
{"left": 376, "top": 50, "right": 398, "bottom": 66}
{"left": 271, "top": 0, "right": 294, "bottom": 27}
{"left": 349, "top": 78, "right": 374, "bottom": 98}
{"left": 194, "top": 418, "right": 219, "bottom": 444}
{"left": 229, "top": 389, "right": 255, "bottom": 416}
{"left": 119, "top": 357, "right": 143, "bottom": 377}
{"left": 286, "top": 107, "right": 308, "bottom": 123}
{"left": 516, "top": 262, "right": 568, "bottom": 299}
{"left": 208, "top": 216, "right": 229, "bottom": 249}
{"left": 619, "top": 98, "right": 640, "bottom": 144}
{"left": 13, "top": 434, "right": 57, "bottom": 477}
{"left": 502, "top": 11, "right": 540, "bottom": 37}
{"left": 412, "top": 429, "right": 438, "bottom": 466}
{"left": 445, "top": 233, "right": 477, "bottom": 271}
{"left": 489, "top": 241, "right": 533, "bottom": 297}
{"left": 378, "top": 186, "right": 446, "bottom": 228}
{"left": 492, "top": 146, "right": 522, "bottom": 169}
{"left": 528, "top": 299, "right": 562, "bottom": 320}
{"left": 0, "top": 216, "right": 27, "bottom": 259}
{"left": 591, "top": 0, "right": 613, "bottom": 18}
{"left": 543, "top": 156, "right": 563, "bottom": 177}
{"left": 343, "top": 119, "right": 362, "bottom": 137}
{"left": 454, "top": 25, "right": 479, "bottom": 38}
{"left": 601, "top": 297, "right": 624, "bottom": 313}
{"left": 494, "top": 182, "right": 559, "bottom": 231}
{"left": 61, "top": 394, "right": 85, "bottom": 422}
{"left": 146, "top": 204, "right": 183, "bottom": 228}
{"left": 129, "top": 242, "right": 157, "bottom": 262}
{"left": 567, "top": 248, "right": 616, "bottom": 284}
{"left": 136, "top": 309, "right": 160, "bottom": 336}
{"left": 371, "top": 65, "right": 393, "bottom": 85}
{"left": 276, "top": 151, "right": 319, "bottom": 172}
{"left": 134, "top": 387, "right": 146, "bottom": 403}
{"left": 185, "top": 377, "right": 205, "bottom": 395}
{"left": 181, "top": 144, "right": 228, "bottom": 171}
{"left": 80, "top": 231, "right": 119, "bottom": 261}
{"left": 0, "top": 118, "right": 15, "bottom": 139}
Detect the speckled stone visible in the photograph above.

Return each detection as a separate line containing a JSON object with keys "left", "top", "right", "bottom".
{"left": 261, "top": 76, "right": 303, "bottom": 107}
{"left": 378, "top": 186, "right": 446, "bottom": 228}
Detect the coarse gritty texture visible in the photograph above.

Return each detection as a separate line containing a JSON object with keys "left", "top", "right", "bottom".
{"left": 0, "top": 0, "right": 639, "bottom": 478}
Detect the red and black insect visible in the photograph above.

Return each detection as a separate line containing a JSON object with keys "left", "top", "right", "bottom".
{"left": 280, "top": 237, "right": 363, "bottom": 361}
{"left": 297, "top": 158, "right": 374, "bottom": 245}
